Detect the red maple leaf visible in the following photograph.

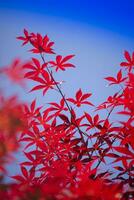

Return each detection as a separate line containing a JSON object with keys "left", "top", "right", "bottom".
{"left": 45, "top": 98, "right": 68, "bottom": 119}
{"left": 120, "top": 50, "right": 134, "bottom": 71}
{"left": 30, "top": 71, "right": 57, "bottom": 95}
{"left": 12, "top": 166, "right": 35, "bottom": 185}
{"left": 67, "top": 88, "right": 93, "bottom": 107}
{"left": 17, "top": 29, "right": 55, "bottom": 54}
{"left": 49, "top": 55, "right": 75, "bottom": 71}
{"left": 105, "top": 70, "right": 127, "bottom": 85}
{"left": 23, "top": 58, "right": 47, "bottom": 78}
{"left": 30, "top": 34, "right": 55, "bottom": 54}
{"left": 0, "top": 58, "right": 30, "bottom": 87}
{"left": 16, "top": 29, "right": 33, "bottom": 46}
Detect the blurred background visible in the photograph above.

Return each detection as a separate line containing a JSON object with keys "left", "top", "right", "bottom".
{"left": 0, "top": 0, "right": 134, "bottom": 181}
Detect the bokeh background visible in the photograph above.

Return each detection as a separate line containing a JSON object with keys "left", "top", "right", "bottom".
{"left": 0, "top": 0, "right": 134, "bottom": 181}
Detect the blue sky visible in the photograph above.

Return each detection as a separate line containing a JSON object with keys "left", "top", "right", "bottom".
{"left": 0, "top": 0, "right": 134, "bottom": 181}
{"left": 0, "top": 0, "right": 134, "bottom": 38}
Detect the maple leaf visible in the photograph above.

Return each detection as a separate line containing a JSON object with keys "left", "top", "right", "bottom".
{"left": 70, "top": 108, "right": 85, "bottom": 128}
{"left": 120, "top": 50, "right": 134, "bottom": 71}
{"left": 24, "top": 99, "right": 41, "bottom": 120}
{"left": 19, "top": 125, "right": 46, "bottom": 150}
{"left": 49, "top": 55, "right": 75, "bottom": 71}
{"left": 17, "top": 29, "right": 55, "bottom": 54}
{"left": 67, "top": 88, "right": 93, "bottom": 107}
{"left": 12, "top": 166, "right": 35, "bottom": 184}
{"left": 23, "top": 58, "right": 47, "bottom": 78}
{"left": 99, "top": 92, "right": 122, "bottom": 109}
{"left": 16, "top": 29, "right": 33, "bottom": 46}
{"left": 30, "top": 34, "right": 55, "bottom": 54}
{"left": 105, "top": 70, "right": 127, "bottom": 86}
{"left": 45, "top": 98, "right": 68, "bottom": 119}
{"left": 30, "top": 71, "right": 57, "bottom": 95}
{"left": 84, "top": 112, "right": 101, "bottom": 130}
{"left": 0, "top": 58, "right": 30, "bottom": 87}
{"left": 21, "top": 151, "right": 42, "bottom": 167}
{"left": 113, "top": 146, "right": 134, "bottom": 157}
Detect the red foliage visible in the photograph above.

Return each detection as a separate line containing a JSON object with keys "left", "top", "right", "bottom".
{"left": 0, "top": 29, "right": 134, "bottom": 199}
{"left": 17, "top": 29, "right": 55, "bottom": 54}
{"left": 49, "top": 55, "right": 75, "bottom": 71}
{"left": 0, "top": 95, "right": 27, "bottom": 172}
{"left": 120, "top": 51, "right": 134, "bottom": 72}
{"left": 67, "top": 89, "right": 93, "bottom": 107}
{"left": 0, "top": 58, "right": 30, "bottom": 87}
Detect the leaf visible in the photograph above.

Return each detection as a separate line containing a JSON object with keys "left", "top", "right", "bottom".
{"left": 49, "top": 55, "right": 75, "bottom": 71}
{"left": 61, "top": 55, "right": 75, "bottom": 63}
{"left": 120, "top": 50, "right": 134, "bottom": 71}
{"left": 67, "top": 89, "right": 93, "bottom": 107}
{"left": 59, "top": 114, "right": 70, "bottom": 124}
{"left": 31, "top": 99, "right": 36, "bottom": 111}
{"left": 30, "top": 85, "right": 45, "bottom": 92}
{"left": 76, "top": 88, "right": 82, "bottom": 100}
{"left": 12, "top": 175, "right": 25, "bottom": 182}
{"left": 114, "top": 146, "right": 133, "bottom": 157}
{"left": 32, "top": 58, "right": 40, "bottom": 68}
{"left": 124, "top": 51, "right": 131, "bottom": 62}
{"left": 105, "top": 77, "right": 116, "bottom": 82}
{"left": 84, "top": 112, "right": 92, "bottom": 124}
{"left": 21, "top": 166, "right": 28, "bottom": 178}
